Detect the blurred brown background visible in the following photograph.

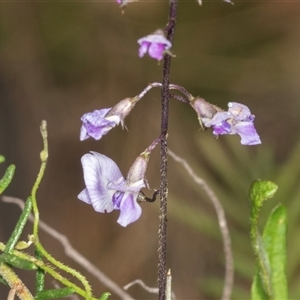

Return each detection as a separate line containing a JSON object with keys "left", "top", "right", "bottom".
{"left": 1, "top": 2, "right": 300, "bottom": 299}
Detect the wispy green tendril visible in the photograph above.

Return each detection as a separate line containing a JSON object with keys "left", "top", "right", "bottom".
{"left": 31, "top": 120, "right": 48, "bottom": 238}
{"left": 33, "top": 238, "right": 93, "bottom": 299}
{"left": 28, "top": 120, "right": 93, "bottom": 299}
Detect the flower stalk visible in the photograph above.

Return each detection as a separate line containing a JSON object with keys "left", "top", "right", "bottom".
{"left": 158, "top": 1, "right": 178, "bottom": 299}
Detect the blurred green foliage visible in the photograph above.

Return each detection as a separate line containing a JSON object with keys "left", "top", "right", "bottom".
{"left": 169, "top": 133, "right": 300, "bottom": 298}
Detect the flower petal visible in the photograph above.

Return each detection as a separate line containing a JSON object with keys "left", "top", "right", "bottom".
{"left": 137, "top": 34, "right": 171, "bottom": 49}
{"left": 117, "top": 192, "right": 142, "bottom": 227}
{"left": 228, "top": 102, "right": 252, "bottom": 121}
{"left": 148, "top": 43, "right": 166, "bottom": 61}
{"left": 80, "top": 152, "right": 125, "bottom": 213}
{"left": 138, "top": 41, "right": 150, "bottom": 58}
{"left": 204, "top": 111, "right": 231, "bottom": 128}
{"left": 232, "top": 121, "right": 261, "bottom": 145}
{"left": 80, "top": 108, "right": 117, "bottom": 141}
{"left": 78, "top": 188, "right": 92, "bottom": 204}
{"left": 137, "top": 31, "right": 172, "bottom": 61}
{"left": 212, "top": 120, "right": 232, "bottom": 135}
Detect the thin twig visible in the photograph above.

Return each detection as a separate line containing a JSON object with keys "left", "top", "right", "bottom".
{"left": 123, "top": 273, "right": 176, "bottom": 300}
{"left": 123, "top": 280, "right": 158, "bottom": 294}
{"left": 168, "top": 149, "right": 234, "bottom": 300}
{"left": 1, "top": 196, "right": 135, "bottom": 300}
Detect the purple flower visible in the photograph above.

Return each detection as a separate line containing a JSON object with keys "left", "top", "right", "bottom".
{"left": 203, "top": 102, "right": 261, "bottom": 145}
{"left": 116, "top": 0, "right": 135, "bottom": 7}
{"left": 78, "top": 151, "right": 149, "bottom": 227}
{"left": 137, "top": 30, "right": 172, "bottom": 61}
{"left": 80, "top": 98, "right": 136, "bottom": 141}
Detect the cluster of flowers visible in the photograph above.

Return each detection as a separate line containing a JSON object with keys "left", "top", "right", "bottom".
{"left": 78, "top": 24, "right": 261, "bottom": 227}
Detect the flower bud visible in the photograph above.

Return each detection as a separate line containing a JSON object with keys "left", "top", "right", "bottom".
{"left": 190, "top": 97, "right": 222, "bottom": 128}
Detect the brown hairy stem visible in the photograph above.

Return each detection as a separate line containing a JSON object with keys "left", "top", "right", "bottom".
{"left": 158, "top": 1, "right": 178, "bottom": 299}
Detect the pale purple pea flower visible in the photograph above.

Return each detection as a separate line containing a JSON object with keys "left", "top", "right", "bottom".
{"left": 78, "top": 151, "right": 149, "bottom": 227}
{"left": 80, "top": 97, "right": 136, "bottom": 141}
{"left": 137, "top": 30, "right": 172, "bottom": 61}
{"left": 190, "top": 98, "right": 261, "bottom": 145}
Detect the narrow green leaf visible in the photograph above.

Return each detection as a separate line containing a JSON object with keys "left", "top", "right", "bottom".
{"left": 99, "top": 292, "right": 111, "bottom": 300}
{"left": 251, "top": 273, "right": 269, "bottom": 300}
{"left": 5, "top": 197, "right": 32, "bottom": 253}
{"left": 254, "top": 234, "right": 273, "bottom": 298}
{"left": 262, "top": 204, "right": 288, "bottom": 299}
{"left": 0, "top": 253, "right": 37, "bottom": 270}
{"left": 35, "top": 287, "right": 75, "bottom": 299}
{"left": 0, "top": 155, "right": 5, "bottom": 164}
{"left": 35, "top": 247, "right": 45, "bottom": 294}
{"left": 0, "top": 164, "right": 15, "bottom": 194}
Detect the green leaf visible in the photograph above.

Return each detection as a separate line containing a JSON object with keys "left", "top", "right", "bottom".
{"left": 99, "top": 292, "right": 111, "bottom": 300}
{"left": 251, "top": 203, "right": 288, "bottom": 300}
{"left": 35, "top": 287, "right": 75, "bottom": 299}
{"left": 0, "top": 155, "right": 5, "bottom": 164}
{"left": 262, "top": 204, "right": 288, "bottom": 299}
{"left": 0, "top": 164, "right": 16, "bottom": 194}
{"left": 252, "top": 233, "right": 273, "bottom": 298}
{"left": 0, "top": 253, "right": 37, "bottom": 270}
{"left": 251, "top": 273, "right": 269, "bottom": 300}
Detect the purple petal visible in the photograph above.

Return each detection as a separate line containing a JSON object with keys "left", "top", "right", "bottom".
{"left": 138, "top": 41, "right": 150, "bottom": 58}
{"left": 137, "top": 34, "right": 171, "bottom": 49}
{"left": 80, "top": 108, "right": 118, "bottom": 141}
{"left": 117, "top": 192, "right": 142, "bottom": 227}
{"left": 79, "top": 152, "right": 125, "bottom": 213}
{"left": 212, "top": 121, "right": 232, "bottom": 135}
{"left": 148, "top": 43, "right": 165, "bottom": 61}
{"left": 203, "top": 111, "right": 231, "bottom": 128}
{"left": 232, "top": 121, "right": 261, "bottom": 145}
{"left": 137, "top": 32, "right": 172, "bottom": 61}
{"left": 112, "top": 191, "right": 124, "bottom": 209}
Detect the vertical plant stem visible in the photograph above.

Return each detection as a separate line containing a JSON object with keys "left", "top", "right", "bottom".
{"left": 158, "top": 1, "right": 178, "bottom": 299}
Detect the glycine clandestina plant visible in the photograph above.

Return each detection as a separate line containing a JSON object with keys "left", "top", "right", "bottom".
{"left": 2, "top": 1, "right": 290, "bottom": 300}
{"left": 77, "top": 0, "right": 262, "bottom": 299}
